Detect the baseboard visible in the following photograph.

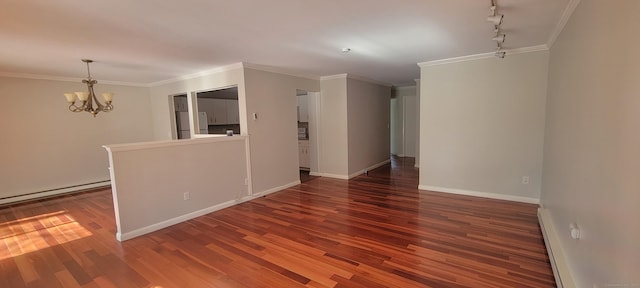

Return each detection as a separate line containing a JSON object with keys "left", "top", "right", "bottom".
{"left": 311, "top": 172, "right": 349, "bottom": 180}
{"left": 538, "top": 208, "right": 576, "bottom": 288}
{"left": 417, "top": 185, "right": 540, "bottom": 204}
{"left": 117, "top": 199, "right": 237, "bottom": 241}
{"left": 348, "top": 159, "right": 392, "bottom": 179}
{"left": 251, "top": 180, "right": 301, "bottom": 197}
{"left": 0, "top": 180, "right": 111, "bottom": 206}
{"left": 117, "top": 180, "right": 302, "bottom": 241}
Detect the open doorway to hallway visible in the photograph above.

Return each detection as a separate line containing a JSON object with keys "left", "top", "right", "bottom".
{"left": 296, "top": 89, "right": 320, "bottom": 183}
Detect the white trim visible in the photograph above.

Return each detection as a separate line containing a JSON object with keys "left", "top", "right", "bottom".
{"left": 320, "top": 73, "right": 348, "bottom": 81}
{"left": 348, "top": 159, "right": 391, "bottom": 179}
{"left": 0, "top": 181, "right": 111, "bottom": 206}
{"left": 538, "top": 208, "right": 576, "bottom": 288}
{"left": 312, "top": 159, "right": 392, "bottom": 180}
{"left": 311, "top": 172, "right": 349, "bottom": 180}
{"left": 250, "top": 181, "right": 301, "bottom": 197}
{"left": 547, "top": 0, "right": 582, "bottom": 48}
{"left": 117, "top": 179, "right": 301, "bottom": 241}
{"left": 148, "top": 63, "right": 244, "bottom": 87}
{"left": 393, "top": 85, "right": 416, "bottom": 91}
{"left": 418, "top": 185, "right": 540, "bottom": 204}
{"left": 103, "top": 135, "right": 247, "bottom": 153}
{"left": 241, "top": 63, "right": 320, "bottom": 81}
{"left": 117, "top": 199, "right": 238, "bottom": 241}
{"left": 0, "top": 71, "right": 148, "bottom": 87}
{"left": 418, "top": 45, "right": 549, "bottom": 67}
{"left": 320, "top": 73, "right": 392, "bottom": 87}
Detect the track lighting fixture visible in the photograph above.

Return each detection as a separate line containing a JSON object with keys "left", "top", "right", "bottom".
{"left": 488, "top": 0, "right": 507, "bottom": 58}
{"left": 487, "top": 14, "right": 504, "bottom": 26}
{"left": 492, "top": 34, "right": 506, "bottom": 43}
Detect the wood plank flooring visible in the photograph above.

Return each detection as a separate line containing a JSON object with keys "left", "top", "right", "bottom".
{"left": 0, "top": 157, "right": 555, "bottom": 287}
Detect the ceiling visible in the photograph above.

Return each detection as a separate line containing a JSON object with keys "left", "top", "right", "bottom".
{"left": 0, "top": 0, "right": 570, "bottom": 86}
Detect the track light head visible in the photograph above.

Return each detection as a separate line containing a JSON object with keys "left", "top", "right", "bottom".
{"left": 492, "top": 34, "right": 506, "bottom": 43}
{"left": 495, "top": 50, "right": 506, "bottom": 59}
{"left": 487, "top": 14, "right": 504, "bottom": 26}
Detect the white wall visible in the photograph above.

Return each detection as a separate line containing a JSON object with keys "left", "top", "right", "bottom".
{"left": 347, "top": 77, "right": 391, "bottom": 176}
{"left": 242, "top": 68, "right": 319, "bottom": 194}
{"left": 0, "top": 76, "right": 153, "bottom": 203}
{"left": 541, "top": 0, "right": 640, "bottom": 286}
{"left": 418, "top": 50, "right": 548, "bottom": 203}
{"left": 318, "top": 76, "right": 349, "bottom": 177}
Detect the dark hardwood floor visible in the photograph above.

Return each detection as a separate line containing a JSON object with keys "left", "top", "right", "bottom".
{"left": 0, "top": 157, "right": 554, "bottom": 287}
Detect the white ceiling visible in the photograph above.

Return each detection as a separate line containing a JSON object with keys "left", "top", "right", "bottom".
{"left": 0, "top": 0, "right": 570, "bottom": 86}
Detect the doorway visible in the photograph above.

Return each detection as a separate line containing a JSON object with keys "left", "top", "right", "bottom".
{"left": 296, "top": 89, "right": 320, "bottom": 182}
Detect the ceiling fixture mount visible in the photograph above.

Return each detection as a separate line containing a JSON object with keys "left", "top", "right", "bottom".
{"left": 487, "top": 1, "right": 507, "bottom": 58}
{"left": 63, "top": 59, "right": 113, "bottom": 117}
{"left": 341, "top": 47, "right": 351, "bottom": 53}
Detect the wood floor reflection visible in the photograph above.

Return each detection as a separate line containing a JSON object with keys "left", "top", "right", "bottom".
{"left": 0, "top": 157, "right": 554, "bottom": 287}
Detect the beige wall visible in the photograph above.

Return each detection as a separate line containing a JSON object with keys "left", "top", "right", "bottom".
{"left": 347, "top": 78, "right": 391, "bottom": 176}
{"left": 541, "top": 0, "right": 640, "bottom": 286}
{"left": 418, "top": 50, "right": 548, "bottom": 203}
{"left": 243, "top": 68, "right": 319, "bottom": 194}
{"left": 0, "top": 76, "right": 153, "bottom": 202}
{"left": 318, "top": 76, "right": 349, "bottom": 177}
{"left": 105, "top": 137, "right": 249, "bottom": 240}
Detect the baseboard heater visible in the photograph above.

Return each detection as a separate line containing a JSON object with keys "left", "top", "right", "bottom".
{"left": 0, "top": 180, "right": 111, "bottom": 206}
{"left": 538, "top": 207, "right": 576, "bottom": 288}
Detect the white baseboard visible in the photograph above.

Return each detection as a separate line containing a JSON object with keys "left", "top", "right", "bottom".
{"left": 251, "top": 180, "right": 300, "bottom": 197}
{"left": 348, "top": 159, "right": 392, "bottom": 179}
{"left": 118, "top": 180, "right": 302, "bottom": 242}
{"left": 538, "top": 208, "right": 575, "bottom": 288}
{"left": 118, "top": 199, "right": 237, "bottom": 241}
{"left": 0, "top": 180, "right": 111, "bottom": 206}
{"left": 311, "top": 172, "right": 349, "bottom": 180}
{"left": 417, "top": 185, "right": 540, "bottom": 204}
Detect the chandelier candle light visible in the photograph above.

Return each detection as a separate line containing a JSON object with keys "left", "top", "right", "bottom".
{"left": 64, "top": 59, "right": 113, "bottom": 117}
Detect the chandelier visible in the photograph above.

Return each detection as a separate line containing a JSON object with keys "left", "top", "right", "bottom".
{"left": 63, "top": 59, "right": 113, "bottom": 117}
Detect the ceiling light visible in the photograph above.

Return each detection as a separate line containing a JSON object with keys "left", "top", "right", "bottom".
{"left": 487, "top": 14, "right": 503, "bottom": 26}
{"left": 492, "top": 34, "right": 506, "bottom": 43}
{"left": 63, "top": 59, "right": 113, "bottom": 117}
{"left": 495, "top": 50, "right": 506, "bottom": 59}
{"left": 341, "top": 47, "right": 351, "bottom": 53}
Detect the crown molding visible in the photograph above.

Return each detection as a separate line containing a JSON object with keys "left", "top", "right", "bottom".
{"left": 547, "top": 0, "right": 581, "bottom": 48}
{"left": 0, "top": 71, "right": 148, "bottom": 87}
{"left": 320, "top": 73, "right": 392, "bottom": 87}
{"left": 148, "top": 63, "right": 244, "bottom": 87}
{"left": 241, "top": 62, "right": 320, "bottom": 81}
{"left": 418, "top": 45, "right": 549, "bottom": 68}
{"left": 320, "top": 73, "right": 348, "bottom": 81}
{"left": 392, "top": 84, "right": 416, "bottom": 90}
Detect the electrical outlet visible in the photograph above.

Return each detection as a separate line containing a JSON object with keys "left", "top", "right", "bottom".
{"left": 522, "top": 176, "right": 530, "bottom": 185}
{"left": 183, "top": 191, "right": 190, "bottom": 200}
